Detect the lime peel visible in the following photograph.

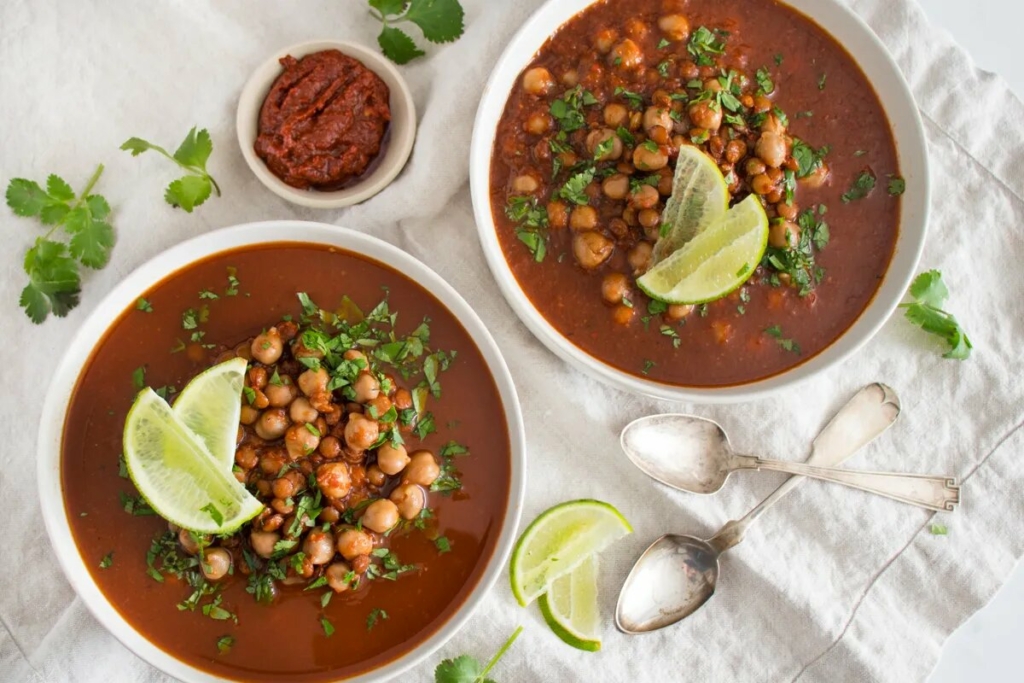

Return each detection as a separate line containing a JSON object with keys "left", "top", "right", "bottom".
{"left": 539, "top": 554, "right": 602, "bottom": 651}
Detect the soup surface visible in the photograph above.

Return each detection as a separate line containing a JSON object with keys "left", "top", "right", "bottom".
{"left": 62, "top": 243, "right": 511, "bottom": 681}
{"left": 490, "top": 0, "right": 902, "bottom": 386}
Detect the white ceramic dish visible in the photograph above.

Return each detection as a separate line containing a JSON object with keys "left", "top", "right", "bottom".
{"left": 469, "top": 0, "right": 929, "bottom": 404}
{"left": 237, "top": 40, "right": 417, "bottom": 208}
{"left": 37, "top": 221, "right": 526, "bottom": 683}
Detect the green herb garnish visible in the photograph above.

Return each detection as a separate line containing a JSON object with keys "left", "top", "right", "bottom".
{"left": 99, "top": 552, "right": 113, "bottom": 569}
{"left": 765, "top": 325, "right": 801, "bottom": 354}
{"left": 367, "top": 0, "right": 465, "bottom": 64}
{"left": 434, "top": 626, "right": 523, "bottom": 683}
{"left": 216, "top": 636, "right": 234, "bottom": 654}
{"left": 367, "top": 607, "right": 390, "bottom": 630}
{"left": 841, "top": 170, "right": 876, "bottom": 203}
{"left": 6, "top": 165, "right": 115, "bottom": 323}
{"left": 121, "top": 127, "right": 221, "bottom": 212}
{"left": 899, "top": 270, "right": 972, "bottom": 360}
{"left": 687, "top": 26, "right": 725, "bottom": 66}
{"left": 888, "top": 175, "right": 906, "bottom": 196}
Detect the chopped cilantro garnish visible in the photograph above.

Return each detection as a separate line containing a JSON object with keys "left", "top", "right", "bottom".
{"left": 842, "top": 170, "right": 876, "bottom": 203}
{"left": 888, "top": 175, "right": 906, "bottom": 196}
{"left": 367, "top": 608, "right": 390, "bottom": 631}
{"left": 765, "top": 325, "right": 801, "bottom": 354}
{"left": 899, "top": 270, "right": 972, "bottom": 360}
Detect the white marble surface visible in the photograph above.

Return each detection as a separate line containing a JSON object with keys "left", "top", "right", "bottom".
{"left": 924, "top": 2, "right": 1023, "bottom": 681}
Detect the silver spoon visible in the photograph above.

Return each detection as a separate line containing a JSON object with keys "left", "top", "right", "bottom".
{"left": 615, "top": 383, "right": 906, "bottom": 634}
{"left": 620, "top": 415, "right": 960, "bottom": 512}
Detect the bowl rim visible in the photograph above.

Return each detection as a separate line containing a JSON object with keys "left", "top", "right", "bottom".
{"left": 469, "top": 0, "right": 930, "bottom": 404}
{"left": 37, "top": 221, "right": 526, "bottom": 683}
{"left": 236, "top": 40, "right": 418, "bottom": 209}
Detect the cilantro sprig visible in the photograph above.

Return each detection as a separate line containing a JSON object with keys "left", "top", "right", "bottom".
{"left": 6, "top": 164, "right": 116, "bottom": 323}
{"left": 434, "top": 626, "right": 522, "bottom": 683}
{"left": 121, "top": 127, "right": 220, "bottom": 212}
{"left": 368, "top": 0, "right": 466, "bottom": 65}
{"left": 899, "top": 270, "right": 972, "bottom": 360}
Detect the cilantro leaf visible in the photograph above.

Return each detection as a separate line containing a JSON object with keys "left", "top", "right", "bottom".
{"left": 900, "top": 270, "right": 972, "bottom": 360}
{"left": 46, "top": 174, "right": 75, "bottom": 202}
{"left": 22, "top": 239, "right": 82, "bottom": 323}
{"left": 122, "top": 128, "right": 221, "bottom": 211}
{"left": 841, "top": 170, "right": 876, "bottom": 203}
{"left": 5, "top": 178, "right": 50, "bottom": 217}
{"left": 165, "top": 175, "right": 213, "bottom": 213}
{"left": 404, "top": 0, "right": 465, "bottom": 43}
{"left": 68, "top": 216, "right": 115, "bottom": 269}
{"left": 435, "top": 626, "right": 522, "bottom": 683}
{"left": 378, "top": 25, "right": 426, "bottom": 64}
{"left": 369, "top": 0, "right": 408, "bottom": 13}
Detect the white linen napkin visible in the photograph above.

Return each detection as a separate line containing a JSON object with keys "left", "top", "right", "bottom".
{"left": 1, "top": 1, "right": 1021, "bottom": 681}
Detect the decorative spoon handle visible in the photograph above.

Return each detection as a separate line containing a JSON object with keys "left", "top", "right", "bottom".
{"left": 752, "top": 459, "right": 960, "bottom": 512}
{"left": 707, "top": 383, "right": 901, "bottom": 552}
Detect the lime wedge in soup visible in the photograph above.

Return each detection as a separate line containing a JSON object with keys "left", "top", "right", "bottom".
{"left": 651, "top": 146, "right": 730, "bottom": 266}
{"left": 638, "top": 194, "right": 769, "bottom": 305}
{"left": 171, "top": 356, "right": 247, "bottom": 470}
{"left": 123, "top": 370, "right": 262, "bottom": 534}
{"left": 509, "top": 499, "right": 632, "bottom": 606}
{"left": 538, "top": 554, "right": 603, "bottom": 651}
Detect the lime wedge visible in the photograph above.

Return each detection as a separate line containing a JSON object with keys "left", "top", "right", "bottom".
{"left": 539, "top": 554, "right": 602, "bottom": 651}
{"left": 637, "top": 194, "right": 769, "bottom": 305}
{"left": 172, "top": 357, "right": 247, "bottom": 470}
{"left": 510, "top": 499, "right": 632, "bottom": 607}
{"left": 123, "top": 388, "right": 263, "bottom": 534}
{"left": 652, "top": 146, "right": 730, "bottom": 266}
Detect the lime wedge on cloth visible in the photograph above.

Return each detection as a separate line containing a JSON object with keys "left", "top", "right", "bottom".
{"left": 652, "top": 146, "right": 730, "bottom": 266}
{"left": 124, "top": 385, "right": 261, "bottom": 535}
{"left": 539, "top": 554, "right": 602, "bottom": 651}
{"left": 510, "top": 499, "right": 632, "bottom": 606}
{"left": 171, "top": 357, "right": 247, "bottom": 470}
{"left": 638, "top": 194, "right": 769, "bottom": 305}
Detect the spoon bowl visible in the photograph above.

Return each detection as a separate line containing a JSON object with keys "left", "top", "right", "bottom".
{"left": 620, "top": 414, "right": 738, "bottom": 495}
{"left": 615, "top": 534, "right": 720, "bottom": 634}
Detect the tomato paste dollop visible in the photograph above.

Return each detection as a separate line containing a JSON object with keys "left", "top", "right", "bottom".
{"left": 255, "top": 49, "right": 391, "bottom": 190}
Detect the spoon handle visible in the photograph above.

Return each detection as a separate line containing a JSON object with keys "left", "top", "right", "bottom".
{"left": 707, "top": 383, "right": 901, "bottom": 553}
{"left": 752, "top": 459, "right": 960, "bottom": 512}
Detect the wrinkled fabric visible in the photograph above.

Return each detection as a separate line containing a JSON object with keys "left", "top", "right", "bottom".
{"left": 1, "top": 1, "right": 1021, "bottom": 681}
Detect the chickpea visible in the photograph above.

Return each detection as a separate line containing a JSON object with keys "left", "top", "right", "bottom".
{"left": 569, "top": 205, "right": 599, "bottom": 231}
{"left": 761, "top": 113, "right": 786, "bottom": 135}
{"left": 609, "top": 38, "right": 643, "bottom": 69}
{"left": 658, "top": 173, "right": 674, "bottom": 196}
{"left": 688, "top": 100, "right": 722, "bottom": 131}
{"left": 586, "top": 128, "right": 623, "bottom": 161}
{"left": 326, "top": 561, "right": 354, "bottom": 593}
{"left": 251, "top": 328, "right": 283, "bottom": 365}
{"left": 750, "top": 173, "right": 775, "bottom": 196}
{"left": 766, "top": 187, "right": 784, "bottom": 204}
{"left": 335, "top": 528, "right": 373, "bottom": 561}
{"left": 629, "top": 184, "right": 660, "bottom": 210}
{"left": 316, "top": 461, "right": 352, "bottom": 499}
{"left": 524, "top": 112, "right": 551, "bottom": 136}
{"left": 289, "top": 397, "right": 318, "bottom": 425}
{"left": 800, "top": 163, "right": 830, "bottom": 189}
{"left": 601, "top": 272, "right": 630, "bottom": 304}
{"left": 658, "top": 13, "right": 690, "bottom": 41}
{"left": 776, "top": 202, "right": 798, "bottom": 221}
{"left": 251, "top": 530, "right": 280, "bottom": 559}
{"left": 272, "top": 472, "right": 300, "bottom": 500}
{"left": 602, "top": 173, "right": 630, "bottom": 200}
{"left": 366, "top": 464, "right": 387, "bottom": 487}
{"left": 562, "top": 69, "right": 579, "bottom": 87}
{"left": 769, "top": 220, "right": 801, "bottom": 249}
{"left": 643, "top": 106, "right": 673, "bottom": 133}
{"left": 604, "top": 103, "right": 629, "bottom": 127}
{"left": 351, "top": 373, "right": 380, "bottom": 404}
{"left": 648, "top": 125, "right": 670, "bottom": 146}
{"left": 259, "top": 449, "right": 286, "bottom": 477}
{"left": 393, "top": 388, "right": 412, "bottom": 411}
{"left": 638, "top": 208, "right": 661, "bottom": 230}
{"left": 362, "top": 499, "right": 400, "bottom": 533}
{"left": 366, "top": 393, "right": 392, "bottom": 419}
{"left": 609, "top": 217, "right": 630, "bottom": 239}
{"left": 633, "top": 143, "right": 668, "bottom": 171}
{"left": 667, "top": 304, "right": 694, "bottom": 320}
{"left": 628, "top": 241, "right": 654, "bottom": 274}
{"left": 625, "top": 17, "right": 648, "bottom": 40}
{"left": 264, "top": 378, "right": 297, "bottom": 408}
{"left": 511, "top": 174, "right": 541, "bottom": 194}
{"left": 753, "top": 94, "right": 772, "bottom": 114}
{"left": 319, "top": 435, "right": 342, "bottom": 459}
{"left": 178, "top": 528, "right": 203, "bottom": 555}
{"left": 612, "top": 304, "right": 634, "bottom": 326}
{"left": 377, "top": 442, "right": 410, "bottom": 475}
{"left": 390, "top": 484, "right": 426, "bottom": 520}
{"left": 344, "top": 413, "right": 379, "bottom": 451}
{"left": 680, "top": 60, "right": 700, "bottom": 81}
{"left": 724, "top": 139, "right": 747, "bottom": 164}
{"left": 403, "top": 450, "right": 442, "bottom": 487}
{"left": 297, "top": 367, "right": 329, "bottom": 397}
{"left": 594, "top": 28, "right": 618, "bottom": 53}
{"left": 285, "top": 424, "right": 320, "bottom": 459}
{"left": 746, "top": 158, "right": 767, "bottom": 176}
{"left": 522, "top": 67, "right": 554, "bottom": 95}
{"left": 271, "top": 497, "right": 294, "bottom": 515}
{"left": 572, "top": 231, "right": 614, "bottom": 270}
{"left": 547, "top": 200, "right": 569, "bottom": 229}
{"left": 239, "top": 404, "right": 259, "bottom": 426}
{"left": 292, "top": 336, "right": 324, "bottom": 360}
{"left": 200, "top": 548, "right": 232, "bottom": 581}
{"left": 302, "top": 529, "right": 336, "bottom": 566}
{"left": 235, "top": 443, "right": 258, "bottom": 470}
{"left": 756, "top": 132, "right": 787, "bottom": 169}
{"left": 255, "top": 408, "right": 289, "bottom": 440}
{"left": 319, "top": 507, "right": 341, "bottom": 524}
{"left": 247, "top": 366, "right": 268, "bottom": 390}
